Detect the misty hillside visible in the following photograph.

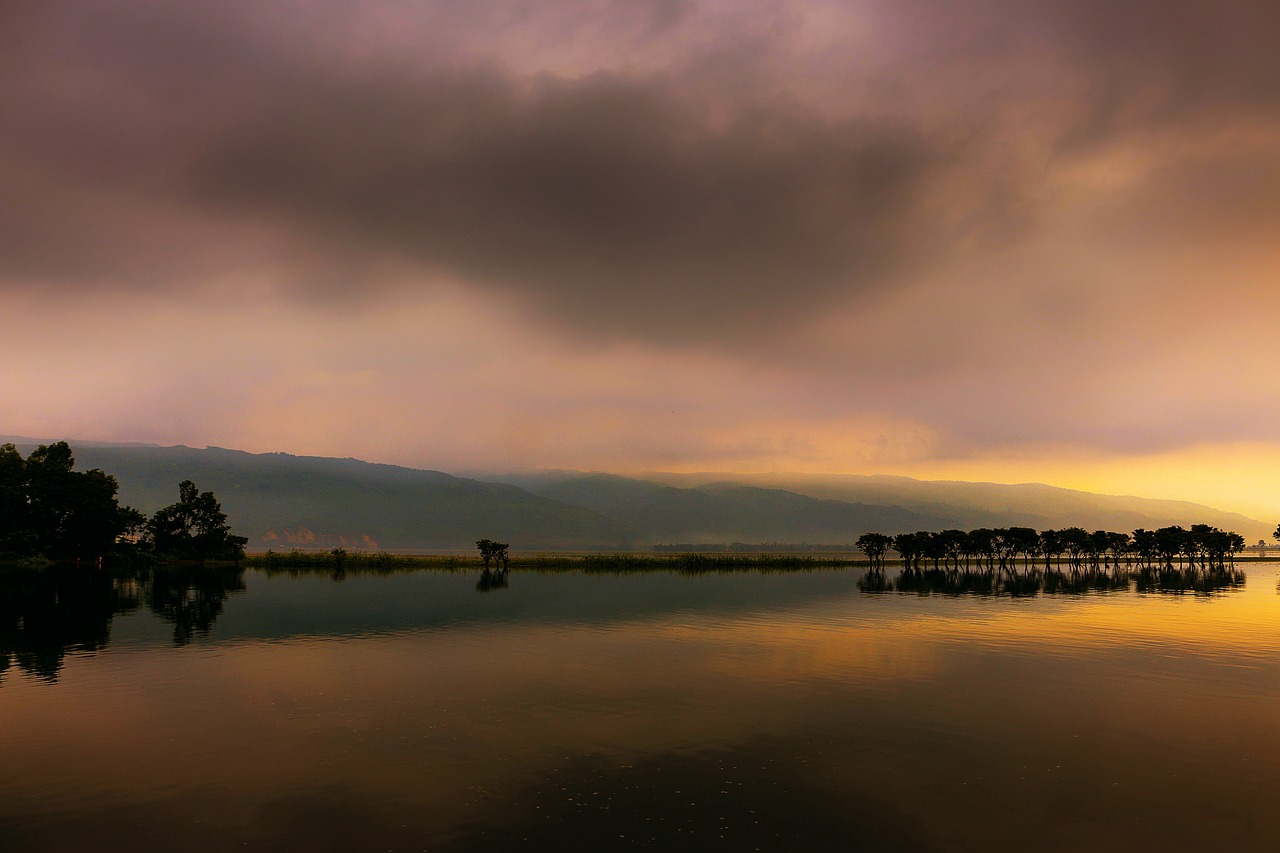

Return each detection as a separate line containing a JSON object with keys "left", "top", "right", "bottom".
{"left": 518, "top": 473, "right": 954, "bottom": 543}
{"left": 703, "top": 472, "right": 1276, "bottom": 541}
{"left": 7, "top": 439, "right": 1272, "bottom": 549}
{"left": 497, "top": 470, "right": 1275, "bottom": 544}
{"left": 47, "top": 445, "right": 632, "bottom": 551}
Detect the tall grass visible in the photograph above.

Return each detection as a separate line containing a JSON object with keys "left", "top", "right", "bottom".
{"left": 243, "top": 548, "right": 866, "bottom": 574}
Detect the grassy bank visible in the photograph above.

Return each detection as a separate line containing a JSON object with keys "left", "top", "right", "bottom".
{"left": 244, "top": 548, "right": 867, "bottom": 573}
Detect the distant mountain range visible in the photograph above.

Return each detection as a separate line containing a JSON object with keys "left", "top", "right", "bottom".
{"left": 4, "top": 438, "right": 1272, "bottom": 550}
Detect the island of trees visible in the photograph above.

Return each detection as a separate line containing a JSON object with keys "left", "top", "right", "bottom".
{"left": 856, "top": 525, "right": 1247, "bottom": 571}
{"left": 848, "top": 525, "right": 1260, "bottom": 597}
{"left": 0, "top": 442, "right": 246, "bottom": 564}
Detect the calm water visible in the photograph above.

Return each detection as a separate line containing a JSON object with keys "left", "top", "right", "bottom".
{"left": 4, "top": 562, "right": 1280, "bottom": 851}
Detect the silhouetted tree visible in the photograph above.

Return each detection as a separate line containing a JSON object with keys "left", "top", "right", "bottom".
{"left": 1007, "top": 527, "right": 1041, "bottom": 568}
{"left": 1038, "top": 529, "right": 1065, "bottom": 569}
{"left": 1131, "top": 529, "right": 1157, "bottom": 567}
{"left": 968, "top": 528, "right": 997, "bottom": 568}
{"left": 144, "top": 481, "right": 247, "bottom": 561}
{"left": 891, "top": 532, "right": 924, "bottom": 569}
{"left": 1154, "top": 526, "right": 1186, "bottom": 567}
{"left": 1226, "top": 532, "right": 1245, "bottom": 565}
{"left": 0, "top": 442, "right": 140, "bottom": 560}
{"left": 0, "top": 444, "right": 31, "bottom": 555}
{"left": 937, "top": 529, "right": 968, "bottom": 568}
{"left": 475, "top": 538, "right": 509, "bottom": 570}
{"left": 855, "top": 532, "right": 892, "bottom": 568}
{"left": 922, "top": 531, "right": 947, "bottom": 568}
{"left": 1104, "top": 531, "right": 1132, "bottom": 566}
{"left": 1060, "top": 527, "right": 1090, "bottom": 567}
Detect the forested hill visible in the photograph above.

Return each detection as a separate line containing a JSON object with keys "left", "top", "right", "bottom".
{"left": 46, "top": 445, "right": 631, "bottom": 551}
{"left": 490, "top": 472, "right": 1275, "bottom": 545}
{"left": 52, "top": 445, "right": 953, "bottom": 550}
{"left": 6, "top": 441, "right": 1271, "bottom": 550}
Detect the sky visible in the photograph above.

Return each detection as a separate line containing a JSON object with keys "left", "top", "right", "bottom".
{"left": 3, "top": 0, "right": 1279, "bottom": 518}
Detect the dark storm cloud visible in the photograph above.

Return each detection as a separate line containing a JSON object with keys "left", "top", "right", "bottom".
{"left": 875, "top": 0, "right": 1280, "bottom": 109}
{"left": 2, "top": 0, "right": 1278, "bottom": 343}
{"left": 190, "top": 71, "right": 934, "bottom": 334}
{"left": 0, "top": 0, "right": 936, "bottom": 340}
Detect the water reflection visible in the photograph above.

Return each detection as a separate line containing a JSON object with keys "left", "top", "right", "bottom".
{"left": 1133, "top": 564, "right": 1247, "bottom": 595}
{"left": 475, "top": 566, "right": 510, "bottom": 592}
{"left": 5, "top": 563, "right": 1280, "bottom": 853}
{"left": 0, "top": 565, "right": 138, "bottom": 683}
{"left": 0, "top": 564, "right": 245, "bottom": 683}
{"left": 859, "top": 564, "right": 1246, "bottom": 597}
{"left": 145, "top": 565, "right": 246, "bottom": 645}
{"left": 0, "top": 560, "right": 1259, "bottom": 687}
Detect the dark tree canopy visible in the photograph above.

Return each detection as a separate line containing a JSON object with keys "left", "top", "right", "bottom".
{"left": 144, "top": 480, "right": 247, "bottom": 561}
{"left": 475, "top": 538, "right": 509, "bottom": 569}
{"left": 0, "top": 441, "right": 142, "bottom": 560}
{"left": 855, "top": 532, "right": 892, "bottom": 568}
{"left": 883, "top": 523, "right": 1244, "bottom": 571}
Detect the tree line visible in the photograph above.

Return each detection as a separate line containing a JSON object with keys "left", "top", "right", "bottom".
{"left": 0, "top": 442, "right": 246, "bottom": 564}
{"left": 855, "top": 525, "right": 1247, "bottom": 571}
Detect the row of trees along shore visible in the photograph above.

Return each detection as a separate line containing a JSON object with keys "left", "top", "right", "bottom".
{"left": 855, "top": 526, "right": 1248, "bottom": 571}
{"left": 0, "top": 442, "right": 246, "bottom": 564}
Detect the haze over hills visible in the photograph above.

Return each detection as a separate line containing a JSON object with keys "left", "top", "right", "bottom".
{"left": 656, "top": 472, "right": 1277, "bottom": 542}
{"left": 7, "top": 438, "right": 1270, "bottom": 550}
{"left": 8, "top": 442, "right": 630, "bottom": 551}
{"left": 489, "top": 473, "right": 955, "bottom": 544}
{"left": 494, "top": 470, "right": 1275, "bottom": 545}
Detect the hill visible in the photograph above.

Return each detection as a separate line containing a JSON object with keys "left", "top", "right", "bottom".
{"left": 508, "top": 473, "right": 953, "bottom": 543}
{"left": 50, "top": 445, "right": 632, "bottom": 551}
{"left": 495, "top": 471, "right": 1275, "bottom": 544}
{"left": 7, "top": 440, "right": 1271, "bottom": 550}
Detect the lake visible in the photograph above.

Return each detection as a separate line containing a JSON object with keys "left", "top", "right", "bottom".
{"left": 3, "top": 561, "right": 1280, "bottom": 851}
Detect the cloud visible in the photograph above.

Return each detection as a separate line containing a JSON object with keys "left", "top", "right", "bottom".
{"left": 190, "top": 70, "right": 937, "bottom": 337}
{"left": 5, "top": 1, "right": 1278, "bottom": 340}
{"left": 4, "top": 0, "right": 1280, "bottom": 471}
{"left": 1, "top": 0, "right": 942, "bottom": 344}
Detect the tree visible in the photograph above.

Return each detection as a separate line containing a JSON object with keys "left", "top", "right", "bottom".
{"left": 1038, "top": 529, "right": 1065, "bottom": 569}
{"left": 1059, "top": 527, "right": 1090, "bottom": 567}
{"left": 1088, "top": 530, "right": 1111, "bottom": 567}
{"left": 1225, "top": 532, "right": 1245, "bottom": 566}
{"left": 0, "top": 443, "right": 31, "bottom": 555}
{"left": 921, "top": 532, "right": 947, "bottom": 569}
{"left": 937, "top": 529, "right": 969, "bottom": 568}
{"left": 1130, "top": 529, "right": 1157, "bottom": 567}
{"left": 145, "top": 481, "right": 247, "bottom": 561}
{"left": 1105, "top": 531, "right": 1132, "bottom": 567}
{"left": 1007, "top": 527, "right": 1041, "bottom": 568}
{"left": 855, "top": 533, "right": 892, "bottom": 568}
{"left": 1154, "top": 526, "right": 1185, "bottom": 567}
{"left": 891, "top": 532, "right": 924, "bottom": 570}
{"left": 0, "top": 441, "right": 139, "bottom": 560}
{"left": 475, "top": 538, "right": 509, "bottom": 570}
{"left": 968, "top": 528, "right": 997, "bottom": 567}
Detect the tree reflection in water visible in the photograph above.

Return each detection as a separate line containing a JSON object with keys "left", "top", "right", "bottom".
{"left": 2, "top": 559, "right": 1251, "bottom": 685}
{"left": 0, "top": 563, "right": 245, "bottom": 683}
{"left": 1133, "top": 564, "right": 1247, "bottom": 595}
{"left": 475, "top": 566, "right": 509, "bottom": 592}
{"left": 0, "top": 564, "right": 138, "bottom": 683}
{"left": 145, "top": 565, "right": 246, "bottom": 645}
{"left": 859, "top": 563, "right": 1245, "bottom": 598}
